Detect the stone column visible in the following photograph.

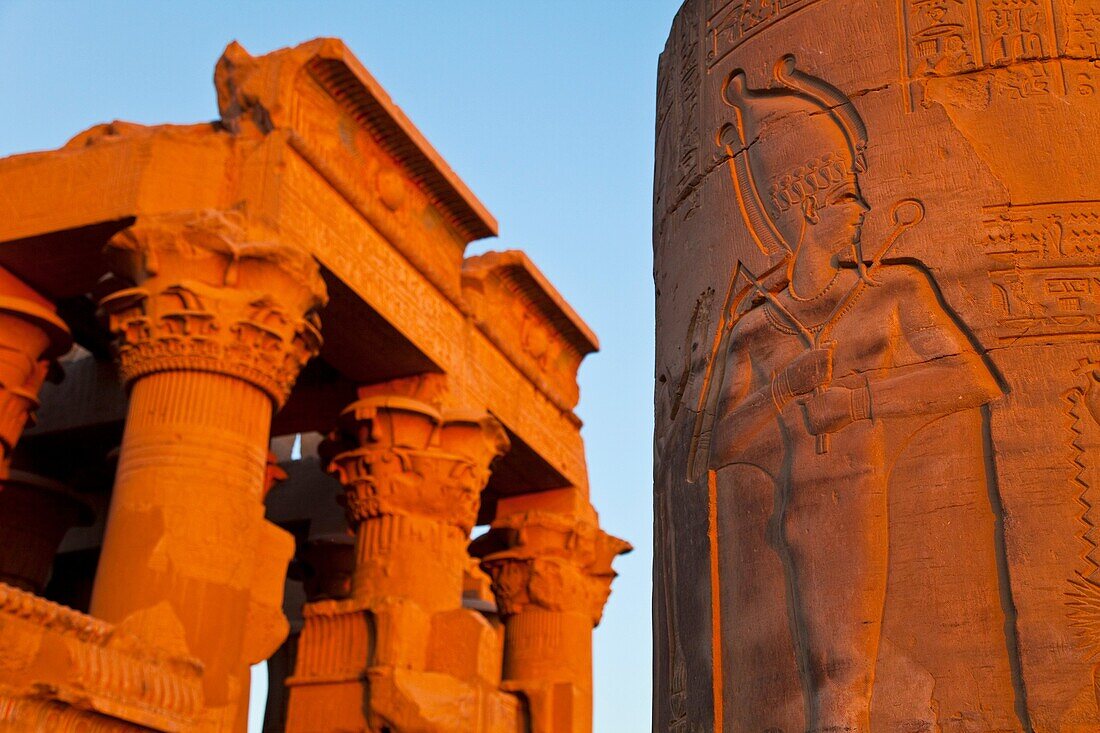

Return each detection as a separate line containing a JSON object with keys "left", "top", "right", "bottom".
{"left": 89, "top": 211, "right": 326, "bottom": 731}
{"left": 472, "top": 501, "right": 631, "bottom": 733}
{"left": 0, "top": 269, "right": 77, "bottom": 596}
{"left": 323, "top": 390, "right": 509, "bottom": 613}
{"left": 655, "top": 2, "right": 1100, "bottom": 729}
{"left": 0, "top": 268, "right": 71, "bottom": 475}
{"left": 286, "top": 382, "right": 517, "bottom": 732}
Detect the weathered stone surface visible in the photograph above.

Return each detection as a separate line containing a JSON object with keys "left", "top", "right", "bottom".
{"left": 654, "top": 2, "right": 1100, "bottom": 731}
{"left": 0, "top": 582, "right": 203, "bottom": 731}
{"left": 0, "top": 35, "right": 627, "bottom": 733}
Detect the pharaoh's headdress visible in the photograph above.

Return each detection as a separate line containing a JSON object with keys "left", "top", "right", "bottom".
{"left": 719, "top": 55, "right": 868, "bottom": 257}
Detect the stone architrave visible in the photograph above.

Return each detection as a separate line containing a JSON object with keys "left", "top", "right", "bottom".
{"left": 472, "top": 495, "right": 632, "bottom": 733}
{"left": 654, "top": 2, "right": 1100, "bottom": 731}
{"left": 89, "top": 210, "right": 326, "bottom": 732}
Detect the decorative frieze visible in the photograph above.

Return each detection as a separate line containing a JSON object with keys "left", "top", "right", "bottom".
{"left": 0, "top": 582, "right": 203, "bottom": 732}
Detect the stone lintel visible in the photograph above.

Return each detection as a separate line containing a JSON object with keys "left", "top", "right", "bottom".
{"left": 0, "top": 120, "right": 590, "bottom": 491}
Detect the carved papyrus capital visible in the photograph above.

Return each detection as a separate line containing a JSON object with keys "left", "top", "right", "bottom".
{"left": 99, "top": 211, "right": 327, "bottom": 407}
{"left": 472, "top": 511, "right": 632, "bottom": 625}
{"left": 0, "top": 295, "right": 71, "bottom": 469}
{"left": 323, "top": 396, "right": 509, "bottom": 534}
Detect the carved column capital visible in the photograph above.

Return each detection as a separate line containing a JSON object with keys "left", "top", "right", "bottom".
{"left": 323, "top": 396, "right": 509, "bottom": 534}
{"left": 320, "top": 392, "right": 509, "bottom": 609}
{"left": 0, "top": 288, "right": 72, "bottom": 472}
{"left": 99, "top": 211, "right": 327, "bottom": 407}
{"left": 473, "top": 511, "right": 632, "bottom": 626}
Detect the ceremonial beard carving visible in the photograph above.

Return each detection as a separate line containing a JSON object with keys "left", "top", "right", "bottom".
{"left": 691, "top": 56, "right": 1017, "bottom": 732}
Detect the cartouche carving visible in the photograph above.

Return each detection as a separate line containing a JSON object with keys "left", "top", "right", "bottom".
{"left": 694, "top": 56, "right": 1011, "bottom": 731}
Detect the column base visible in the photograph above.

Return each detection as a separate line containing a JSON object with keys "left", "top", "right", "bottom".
{"left": 286, "top": 596, "right": 526, "bottom": 733}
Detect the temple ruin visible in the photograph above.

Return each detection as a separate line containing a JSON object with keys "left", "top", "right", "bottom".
{"left": 0, "top": 38, "right": 628, "bottom": 733}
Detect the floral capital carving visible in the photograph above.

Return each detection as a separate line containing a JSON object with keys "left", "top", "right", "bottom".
{"left": 0, "top": 295, "right": 71, "bottom": 471}
{"left": 322, "top": 396, "right": 509, "bottom": 534}
{"left": 471, "top": 511, "right": 632, "bottom": 626}
{"left": 99, "top": 211, "right": 327, "bottom": 407}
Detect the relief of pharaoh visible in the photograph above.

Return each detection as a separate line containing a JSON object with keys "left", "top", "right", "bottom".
{"left": 695, "top": 57, "right": 1010, "bottom": 731}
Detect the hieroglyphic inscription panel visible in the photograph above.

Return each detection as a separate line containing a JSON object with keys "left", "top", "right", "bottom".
{"left": 706, "top": 0, "right": 828, "bottom": 68}
{"left": 899, "top": 0, "right": 1100, "bottom": 108}
{"left": 655, "top": 1, "right": 704, "bottom": 236}
{"left": 983, "top": 200, "right": 1100, "bottom": 341}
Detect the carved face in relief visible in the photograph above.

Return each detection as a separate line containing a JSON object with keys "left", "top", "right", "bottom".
{"left": 798, "top": 165, "right": 870, "bottom": 264}
{"left": 720, "top": 57, "right": 870, "bottom": 281}
{"left": 769, "top": 147, "right": 870, "bottom": 274}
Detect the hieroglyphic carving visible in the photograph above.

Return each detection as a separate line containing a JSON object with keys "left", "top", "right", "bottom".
{"left": 1066, "top": 0, "right": 1100, "bottom": 57}
{"left": 281, "top": 149, "right": 588, "bottom": 487}
{"left": 655, "top": 2, "right": 704, "bottom": 238}
{"left": 983, "top": 200, "right": 1100, "bottom": 341}
{"left": 896, "top": 0, "right": 1092, "bottom": 108}
{"left": 461, "top": 250, "right": 600, "bottom": 414}
{"left": 706, "top": 0, "right": 828, "bottom": 69}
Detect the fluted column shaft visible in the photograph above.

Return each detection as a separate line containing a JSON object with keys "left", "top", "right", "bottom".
{"left": 89, "top": 211, "right": 325, "bottom": 732}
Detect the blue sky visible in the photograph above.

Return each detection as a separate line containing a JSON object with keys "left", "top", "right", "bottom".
{"left": 0, "top": 2, "right": 678, "bottom": 730}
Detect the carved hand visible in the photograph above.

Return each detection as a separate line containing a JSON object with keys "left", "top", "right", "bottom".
{"left": 772, "top": 348, "right": 832, "bottom": 408}
{"left": 802, "top": 383, "right": 872, "bottom": 436}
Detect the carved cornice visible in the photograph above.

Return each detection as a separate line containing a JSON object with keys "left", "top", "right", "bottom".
{"left": 99, "top": 211, "right": 327, "bottom": 406}
{"left": 214, "top": 38, "right": 497, "bottom": 242}
{"left": 471, "top": 511, "right": 632, "bottom": 625}
{"left": 323, "top": 396, "right": 509, "bottom": 534}
{"left": 461, "top": 250, "right": 598, "bottom": 414}
{"left": 0, "top": 582, "right": 203, "bottom": 730}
